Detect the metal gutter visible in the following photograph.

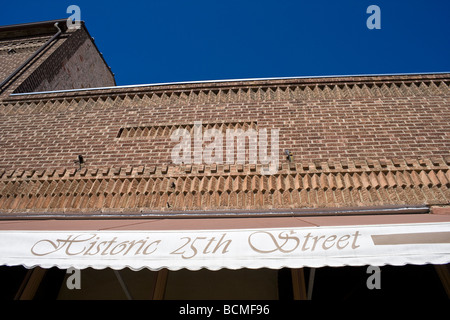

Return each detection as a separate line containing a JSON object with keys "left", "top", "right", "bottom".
{"left": 0, "top": 205, "right": 430, "bottom": 220}
{"left": 0, "top": 22, "right": 63, "bottom": 93}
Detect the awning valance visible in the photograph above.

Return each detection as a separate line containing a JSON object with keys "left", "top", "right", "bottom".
{"left": 0, "top": 214, "right": 449, "bottom": 271}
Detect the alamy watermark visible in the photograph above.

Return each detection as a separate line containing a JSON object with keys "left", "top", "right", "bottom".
{"left": 366, "top": 266, "right": 381, "bottom": 289}
{"left": 66, "top": 5, "right": 81, "bottom": 30}
{"left": 366, "top": 5, "right": 381, "bottom": 29}
{"left": 66, "top": 267, "right": 81, "bottom": 290}
{"left": 170, "top": 121, "right": 280, "bottom": 175}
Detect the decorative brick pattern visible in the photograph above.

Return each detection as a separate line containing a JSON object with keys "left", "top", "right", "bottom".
{"left": 0, "top": 87, "right": 448, "bottom": 170}
{"left": 4, "top": 73, "right": 450, "bottom": 104}
{"left": 117, "top": 121, "right": 258, "bottom": 139}
{"left": 0, "top": 158, "right": 448, "bottom": 215}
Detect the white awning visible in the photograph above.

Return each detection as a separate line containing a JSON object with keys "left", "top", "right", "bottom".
{"left": 0, "top": 214, "right": 449, "bottom": 271}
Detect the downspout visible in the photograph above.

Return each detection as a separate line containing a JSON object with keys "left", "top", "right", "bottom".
{"left": 0, "top": 22, "right": 63, "bottom": 93}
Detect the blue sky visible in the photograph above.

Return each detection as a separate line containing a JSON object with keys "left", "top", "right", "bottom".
{"left": 1, "top": 0, "right": 449, "bottom": 86}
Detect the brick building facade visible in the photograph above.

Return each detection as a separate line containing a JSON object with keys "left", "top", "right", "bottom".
{"left": 0, "top": 20, "right": 449, "bottom": 300}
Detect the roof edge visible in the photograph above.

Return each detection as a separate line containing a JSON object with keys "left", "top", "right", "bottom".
{"left": 0, "top": 19, "right": 70, "bottom": 40}
{"left": 4, "top": 71, "right": 450, "bottom": 101}
{"left": 78, "top": 22, "right": 116, "bottom": 86}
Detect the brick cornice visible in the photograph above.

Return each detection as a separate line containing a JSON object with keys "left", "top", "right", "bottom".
{"left": 3, "top": 72, "right": 450, "bottom": 104}
{"left": 1, "top": 157, "right": 448, "bottom": 216}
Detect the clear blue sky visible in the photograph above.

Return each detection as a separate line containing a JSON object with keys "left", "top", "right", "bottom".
{"left": 1, "top": 0, "right": 449, "bottom": 86}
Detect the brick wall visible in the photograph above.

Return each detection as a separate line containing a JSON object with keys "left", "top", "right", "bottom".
{"left": 0, "top": 74, "right": 449, "bottom": 171}
{"left": 0, "top": 74, "right": 449, "bottom": 212}
{"left": 35, "top": 35, "right": 114, "bottom": 91}
{"left": 0, "top": 35, "right": 50, "bottom": 83}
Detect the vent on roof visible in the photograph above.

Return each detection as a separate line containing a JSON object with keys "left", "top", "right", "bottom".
{"left": 117, "top": 121, "right": 258, "bottom": 139}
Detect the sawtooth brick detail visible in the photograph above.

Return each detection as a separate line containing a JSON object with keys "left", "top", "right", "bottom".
{"left": 0, "top": 158, "right": 448, "bottom": 215}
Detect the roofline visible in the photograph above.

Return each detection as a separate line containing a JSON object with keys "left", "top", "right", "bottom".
{"left": 78, "top": 21, "right": 116, "bottom": 85}
{"left": 0, "top": 19, "right": 70, "bottom": 41}
{"left": 8, "top": 71, "right": 450, "bottom": 97}
{"left": 0, "top": 19, "right": 69, "bottom": 31}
